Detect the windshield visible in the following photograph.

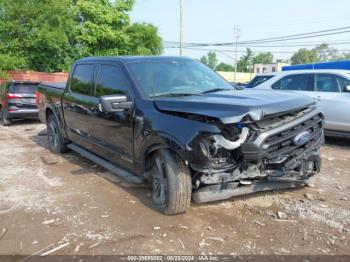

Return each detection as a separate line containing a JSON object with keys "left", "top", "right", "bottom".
{"left": 9, "top": 83, "right": 38, "bottom": 94}
{"left": 246, "top": 75, "right": 274, "bottom": 88}
{"left": 127, "top": 59, "right": 232, "bottom": 98}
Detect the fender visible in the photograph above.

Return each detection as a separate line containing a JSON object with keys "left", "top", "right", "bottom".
{"left": 44, "top": 100, "right": 68, "bottom": 139}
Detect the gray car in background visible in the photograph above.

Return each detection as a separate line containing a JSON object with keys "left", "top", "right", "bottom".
{"left": 254, "top": 70, "right": 350, "bottom": 137}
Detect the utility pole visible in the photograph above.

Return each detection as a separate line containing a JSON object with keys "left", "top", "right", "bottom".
{"left": 233, "top": 27, "right": 240, "bottom": 83}
{"left": 179, "top": 0, "right": 184, "bottom": 56}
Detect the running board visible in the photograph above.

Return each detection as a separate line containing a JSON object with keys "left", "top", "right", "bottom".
{"left": 67, "top": 144, "right": 144, "bottom": 184}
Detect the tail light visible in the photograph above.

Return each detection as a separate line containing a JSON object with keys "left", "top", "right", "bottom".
{"left": 36, "top": 91, "right": 40, "bottom": 107}
{"left": 7, "top": 93, "right": 23, "bottom": 99}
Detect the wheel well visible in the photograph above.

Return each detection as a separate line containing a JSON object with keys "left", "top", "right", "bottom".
{"left": 46, "top": 108, "right": 54, "bottom": 120}
{"left": 144, "top": 146, "right": 187, "bottom": 179}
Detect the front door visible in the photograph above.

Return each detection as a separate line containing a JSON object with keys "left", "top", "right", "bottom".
{"left": 87, "top": 63, "right": 135, "bottom": 170}
{"left": 313, "top": 73, "right": 350, "bottom": 132}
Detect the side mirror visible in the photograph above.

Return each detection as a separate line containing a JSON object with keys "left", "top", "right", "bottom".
{"left": 345, "top": 85, "right": 350, "bottom": 92}
{"left": 99, "top": 94, "right": 132, "bottom": 112}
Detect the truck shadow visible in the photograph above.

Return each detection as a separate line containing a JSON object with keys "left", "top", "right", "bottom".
{"left": 324, "top": 137, "right": 350, "bottom": 148}
{"left": 7, "top": 119, "right": 41, "bottom": 127}
{"left": 30, "top": 130, "right": 162, "bottom": 214}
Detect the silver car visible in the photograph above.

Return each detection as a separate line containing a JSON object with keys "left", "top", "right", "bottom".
{"left": 254, "top": 70, "right": 350, "bottom": 137}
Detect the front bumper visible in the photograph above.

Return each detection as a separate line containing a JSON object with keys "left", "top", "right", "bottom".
{"left": 192, "top": 175, "right": 316, "bottom": 204}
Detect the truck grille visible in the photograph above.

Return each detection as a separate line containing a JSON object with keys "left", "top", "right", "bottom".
{"left": 262, "top": 113, "right": 323, "bottom": 160}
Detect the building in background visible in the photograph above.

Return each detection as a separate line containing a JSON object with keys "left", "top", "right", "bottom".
{"left": 253, "top": 62, "right": 290, "bottom": 74}
{"left": 217, "top": 71, "right": 255, "bottom": 83}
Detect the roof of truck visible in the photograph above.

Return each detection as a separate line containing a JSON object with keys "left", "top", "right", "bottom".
{"left": 77, "top": 56, "right": 192, "bottom": 63}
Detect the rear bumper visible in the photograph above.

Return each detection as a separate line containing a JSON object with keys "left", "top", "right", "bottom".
{"left": 7, "top": 109, "right": 39, "bottom": 119}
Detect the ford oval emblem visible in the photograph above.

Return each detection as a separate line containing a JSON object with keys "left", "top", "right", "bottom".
{"left": 293, "top": 131, "right": 311, "bottom": 146}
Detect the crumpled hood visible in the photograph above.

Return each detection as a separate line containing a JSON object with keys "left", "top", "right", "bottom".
{"left": 153, "top": 89, "right": 315, "bottom": 124}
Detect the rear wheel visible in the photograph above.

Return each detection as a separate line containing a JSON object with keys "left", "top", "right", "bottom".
{"left": 151, "top": 149, "right": 192, "bottom": 215}
{"left": 0, "top": 109, "right": 11, "bottom": 126}
{"left": 47, "top": 114, "right": 68, "bottom": 153}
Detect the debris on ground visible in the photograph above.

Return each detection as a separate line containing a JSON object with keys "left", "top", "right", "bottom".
{"left": 0, "top": 228, "right": 8, "bottom": 240}
{"left": 40, "top": 155, "right": 60, "bottom": 165}
{"left": 42, "top": 219, "right": 55, "bottom": 225}
{"left": 178, "top": 238, "right": 185, "bottom": 249}
{"left": 277, "top": 211, "right": 287, "bottom": 219}
{"left": 40, "top": 242, "right": 69, "bottom": 256}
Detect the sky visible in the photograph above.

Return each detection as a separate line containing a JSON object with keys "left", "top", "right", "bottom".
{"left": 130, "top": 0, "right": 350, "bottom": 63}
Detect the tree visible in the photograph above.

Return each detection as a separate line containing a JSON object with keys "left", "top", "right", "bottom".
{"left": 216, "top": 62, "right": 234, "bottom": 72}
{"left": 314, "top": 43, "right": 338, "bottom": 62}
{"left": 253, "top": 52, "right": 274, "bottom": 64}
{"left": 238, "top": 48, "right": 254, "bottom": 72}
{"left": 0, "top": 0, "right": 162, "bottom": 73}
{"left": 0, "top": 0, "right": 78, "bottom": 72}
{"left": 200, "top": 52, "right": 218, "bottom": 69}
{"left": 290, "top": 48, "right": 318, "bottom": 65}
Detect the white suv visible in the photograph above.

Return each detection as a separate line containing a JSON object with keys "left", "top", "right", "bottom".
{"left": 254, "top": 70, "right": 350, "bottom": 137}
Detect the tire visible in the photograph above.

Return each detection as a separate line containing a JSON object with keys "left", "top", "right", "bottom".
{"left": 151, "top": 149, "right": 192, "bottom": 215}
{"left": 47, "top": 114, "right": 68, "bottom": 153}
{"left": 0, "top": 109, "right": 11, "bottom": 126}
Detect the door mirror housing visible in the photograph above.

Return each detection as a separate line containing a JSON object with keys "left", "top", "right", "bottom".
{"left": 345, "top": 85, "right": 350, "bottom": 92}
{"left": 99, "top": 94, "right": 132, "bottom": 112}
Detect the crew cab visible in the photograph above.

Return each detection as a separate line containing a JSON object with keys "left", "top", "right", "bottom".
{"left": 0, "top": 80, "right": 39, "bottom": 126}
{"left": 37, "top": 56, "right": 324, "bottom": 214}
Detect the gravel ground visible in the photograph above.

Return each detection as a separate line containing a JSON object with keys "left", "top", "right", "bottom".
{"left": 0, "top": 120, "right": 349, "bottom": 257}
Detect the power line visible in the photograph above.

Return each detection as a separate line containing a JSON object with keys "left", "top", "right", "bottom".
{"left": 165, "top": 46, "right": 350, "bottom": 54}
{"left": 164, "top": 26, "right": 350, "bottom": 47}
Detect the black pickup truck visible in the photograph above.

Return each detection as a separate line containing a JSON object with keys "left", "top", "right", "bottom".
{"left": 37, "top": 56, "right": 324, "bottom": 214}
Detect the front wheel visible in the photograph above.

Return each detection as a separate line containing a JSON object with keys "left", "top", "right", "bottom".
{"left": 47, "top": 114, "right": 68, "bottom": 153}
{"left": 151, "top": 149, "right": 192, "bottom": 215}
{"left": 0, "top": 109, "right": 11, "bottom": 126}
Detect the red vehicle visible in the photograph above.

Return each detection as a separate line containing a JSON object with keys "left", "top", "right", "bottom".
{"left": 0, "top": 80, "right": 39, "bottom": 126}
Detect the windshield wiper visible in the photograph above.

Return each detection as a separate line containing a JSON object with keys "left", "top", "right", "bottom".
{"left": 201, "top": 88, "right": 229, "bottom": 94}
{"left": 151, "top": 93, "right": 201, "bottom": 98}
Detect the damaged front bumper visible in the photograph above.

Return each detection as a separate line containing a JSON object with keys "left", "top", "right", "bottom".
{"left": 192, "top": 175, "right": 317, "bottom": 204}
{"left": 190, "top": 107, "right": 324, "bottom": 203}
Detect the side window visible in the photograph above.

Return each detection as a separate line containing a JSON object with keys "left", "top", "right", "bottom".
{"left": 315, "top": 74, "right": 341, "bottom": 92}
{"left": 335, "top": 75, "right": 350, "bottom": 92}
{"left": 94, "top": 64, "right": 131, "bottom": 97}
{"left": 70, "top": 64, "right": 94, "bottom": 96}
{"left": 272, "top": 74, "right": 313, "bottom": 91}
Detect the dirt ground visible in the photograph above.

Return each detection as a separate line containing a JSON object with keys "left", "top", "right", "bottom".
{"left": 0, "top": 120, "right": 349, "bottom": 257}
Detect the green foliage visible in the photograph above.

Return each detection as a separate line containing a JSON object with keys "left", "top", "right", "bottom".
{"left": 290, "top": 43, "right": 350, "bottom": 65}
{"left": 253, "top": 52, "right": 274, "bottom": 64}
{"left": 200, "top": 52, "right": 218, "bottom": 69}
{"left": 0, "top": 0, "right": 162, "bottom": 74}
{"left": 216, "top": 62, "right": 234, "bottom": 72}
{"left": 238, "top": 48, "right": 254, "bottom": 72}
{"left": 290, "top": 48, "right": 318, "bottom": 65}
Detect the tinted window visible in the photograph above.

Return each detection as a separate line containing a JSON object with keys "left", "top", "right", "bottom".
{"left": 70, "top": 64, "right": 94, "bottom": 95}
{"left": 246, "top": 75, "right": 274, "bottom": 88}
{"left": 272, "top": 74, "right": 313, "bottom": 91}
{"left": 316, "top": 74, "right": 350, "bottom": 92}
{"left": 127, "top": 59, "right": 232, "bottom": 98}
{"left": 10, "top": 83, "right": 38, "bottom": 94}
{"left": 94, "top": 65, "right": 130, "bottom": 97}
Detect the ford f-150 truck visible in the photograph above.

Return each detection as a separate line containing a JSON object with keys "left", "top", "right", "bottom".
{"left": 37, "top": 56, "right": 324, "bottom": 215}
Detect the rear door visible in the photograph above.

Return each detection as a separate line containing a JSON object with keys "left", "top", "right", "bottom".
{"left": 87, "top": 63, "right": 135, "bottom": 170}
{"left": 7, "top": 82, "right": 38, "bottom": 111}
{"left": 313, "top": 73, "right": 350, "bottom": 132}
{"left": 63, "top": 63, "right": 97, "bottom": 149}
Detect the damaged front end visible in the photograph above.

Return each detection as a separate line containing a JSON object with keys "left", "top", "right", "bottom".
{"left": 188, "top": 107, "right": 324, "bottom": 204}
